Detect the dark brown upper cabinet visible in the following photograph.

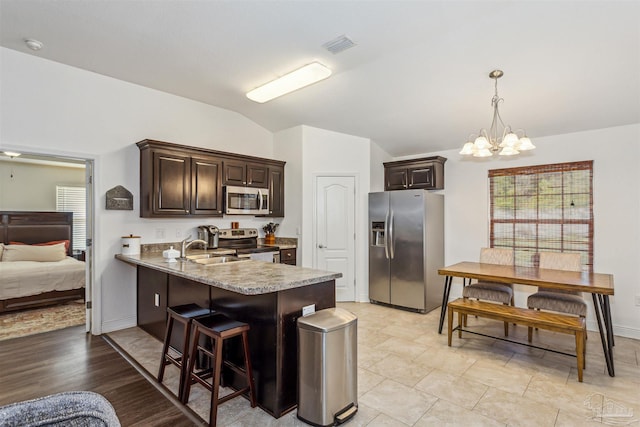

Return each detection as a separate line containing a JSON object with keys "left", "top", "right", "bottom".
{"left": 383, "top": 156, "right": 447, "bottom": 191}
{"left": 223, "top": 159, "right": 269, "bottom": 188}
{"left": 191, "top": 156, "right": 223, "bottom": 216}
{"left": 266, "top": 164, "right": 285, "bottom": 217}
{"left": 137, "top": 139, "right": 284, "bottom": 218}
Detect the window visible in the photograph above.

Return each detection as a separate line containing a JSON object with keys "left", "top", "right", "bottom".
{"left": 56, "top": 185, "right": 86, "bottom": 252}
{"left": 489, "top": 161, "right": 593, "bottom": 270}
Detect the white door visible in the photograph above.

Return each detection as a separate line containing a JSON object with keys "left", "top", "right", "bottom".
{"left": 315, "top": 175, "right": 356, "bottom": 301}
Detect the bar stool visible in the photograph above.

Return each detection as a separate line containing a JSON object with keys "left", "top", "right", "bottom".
{"left": 183, "top": 313, "right": 257, "bottom": 427}
{"left": 157, "top": 303, "right": 212, "bottom": 402}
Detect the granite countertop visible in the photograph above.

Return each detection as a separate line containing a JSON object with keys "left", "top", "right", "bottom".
{"left": 116, "top": 252, "right": 340, "bottom": 295}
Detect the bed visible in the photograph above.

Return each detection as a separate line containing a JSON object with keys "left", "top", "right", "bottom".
{"left": 0, "top": 211, "right": 85, "bottom": 313}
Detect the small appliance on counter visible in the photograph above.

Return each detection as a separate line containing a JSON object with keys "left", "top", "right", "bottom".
{"left": 198, "top": 225, "right": 220, "bottom": 249}
{"left": 121, "top": 234, "right": 141, "bottom": 255}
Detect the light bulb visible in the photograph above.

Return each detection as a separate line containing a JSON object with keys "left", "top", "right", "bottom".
{"left": 518, "top": 137, "right": 536, "bottom": 151}
{"left": 474, "top": 136, "right": 489, "bottom": 150}
{"left": 473, "top": 148, "right": 493, "bottom": 157}
{"left": 459, "top": 142, "right": 475, "bottom": 155}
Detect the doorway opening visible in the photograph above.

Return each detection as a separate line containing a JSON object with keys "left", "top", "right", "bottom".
{"left": 0, "top": 150, "right": 94, "bottom": 340}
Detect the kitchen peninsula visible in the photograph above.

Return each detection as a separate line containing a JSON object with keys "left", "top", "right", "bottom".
{"left": 116, "top": 252, "right": 341, "bottom": 418}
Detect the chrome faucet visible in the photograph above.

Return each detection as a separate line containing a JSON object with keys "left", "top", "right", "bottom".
{"left": 180, "top": 236, "right": 208, "bottom": 258}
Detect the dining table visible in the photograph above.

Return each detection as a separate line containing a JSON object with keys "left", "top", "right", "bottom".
{"left": 437, "top": 262, "right": 616, "bottom": 376}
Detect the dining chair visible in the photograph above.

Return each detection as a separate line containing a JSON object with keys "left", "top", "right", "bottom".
{"left": 462, "top": 247, "right": 514, "bottom": 336}
{"left": 527, "top": 252, "right": 587, "bottom": 342}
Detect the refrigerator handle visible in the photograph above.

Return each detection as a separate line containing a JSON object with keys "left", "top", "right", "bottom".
{"left": 384, "top": 209, "right": 390, "bottom": 259}
{"left": 389, "top": 208, "right": 395, "bottom": 259}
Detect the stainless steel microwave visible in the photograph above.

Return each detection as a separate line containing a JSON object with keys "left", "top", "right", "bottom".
{"left": 224, "top": 186, "right": 269, "bottom": 215}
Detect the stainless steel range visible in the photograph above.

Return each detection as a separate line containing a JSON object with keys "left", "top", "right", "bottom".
{"left": 218, "top": 228, "right": 280, "bottom": 262}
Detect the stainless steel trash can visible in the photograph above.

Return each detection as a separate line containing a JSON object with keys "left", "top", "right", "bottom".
{"left": 297, "top": 307, "right": 358, "bottom": 426}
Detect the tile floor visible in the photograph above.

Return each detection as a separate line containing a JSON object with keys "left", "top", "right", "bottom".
{"left": 108, "top": 302, "right": 640, "bottom": 426}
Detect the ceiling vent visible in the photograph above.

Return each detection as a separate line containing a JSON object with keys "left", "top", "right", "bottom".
{"left": 322, "top": 35, "right": 356, "bottom": 54}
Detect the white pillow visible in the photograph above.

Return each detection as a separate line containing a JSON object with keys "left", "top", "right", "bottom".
{"left": 1, "top": 242, "right": 66, "bottom": 262}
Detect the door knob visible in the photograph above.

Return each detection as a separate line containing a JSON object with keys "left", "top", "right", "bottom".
{"left": 318, "top": 244, "right": 325, "bottom": 248}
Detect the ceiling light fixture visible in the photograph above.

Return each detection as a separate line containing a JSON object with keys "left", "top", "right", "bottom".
{"left": 246, "top": 62, "right": 332, "bottom": 103}
{"left": 24, "top": 39, "right": 44, "bottom": 51}
{"left": 3, "top": 151, "right": 21, "bottom": 158}
{"left": 460, "top": 70, "right": 535, "bottom": 157}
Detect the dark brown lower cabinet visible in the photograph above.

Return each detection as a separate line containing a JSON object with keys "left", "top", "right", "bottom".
{"left": 137, "top": 266, "right": 169, "bottom": 340}
{"left": 279, "top": 248, "right": 297, "bottom": 265}
{"left": 136, "top": 266, "right": 335, "bottom": 418}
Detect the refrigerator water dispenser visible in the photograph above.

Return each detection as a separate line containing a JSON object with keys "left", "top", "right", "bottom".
{"left": 371, "top": 221, "right": 386, "bottom": 247}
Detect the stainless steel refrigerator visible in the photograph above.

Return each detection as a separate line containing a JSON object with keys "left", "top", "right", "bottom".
{"left": 368, "top": 190, "right": 444, "bottom": 313}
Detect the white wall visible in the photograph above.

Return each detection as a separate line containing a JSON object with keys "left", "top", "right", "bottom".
{"left": 274, "top": 126, "right": 304, "bottom": 260}
{"left": 370, "top": 141, "right": 392, "bottom": 192}
{"left": 0, "top": 47, "right": 274, "bottom": 333}
{"left": 388, "top": 124, "right": 640, "bottom": 338}
{"left": 0, "top": 161, "right": 85, "bottom": 210}
{"left": 285, "top": 126, "right": 372, "bottom": 301}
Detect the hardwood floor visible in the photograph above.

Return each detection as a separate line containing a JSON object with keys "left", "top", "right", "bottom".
{"left": 0, "top": 325, "right": 201, "bottom": 426}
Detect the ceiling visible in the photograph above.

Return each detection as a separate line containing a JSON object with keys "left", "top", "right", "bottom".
{"left": 1, "top": 1, "right": 639, "bottom": 157}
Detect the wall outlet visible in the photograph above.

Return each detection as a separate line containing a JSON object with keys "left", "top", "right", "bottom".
{"left": 155, "top": 228, "right": 165, "bottom": 239}
{"left": 635, "top": 295, "right": 640, "bottom": 306}
{"left": 302, "top": 304, "right": 315, "bottom": 316}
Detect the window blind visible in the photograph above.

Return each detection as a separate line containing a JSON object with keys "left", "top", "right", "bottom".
{"left": 56, "top": 185, "right": 86, "bottom": 252}
{"left": 489, "top": 161, "right": 593, "bottom": 271}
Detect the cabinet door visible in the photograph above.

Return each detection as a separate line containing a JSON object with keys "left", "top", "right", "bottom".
{"left": 385, "top": 166, "right": 408, "bottom": 191}
{"left": 191, "top": 156, "right": 223, "bottom": 216}
{"left": 223, "top": 159, "right": 247, "bottom": 186}
{"left": 407, "top": 164, "right": 434, "bottom": 189}
{"left": 280, "top": 248, "right": 296, "bottom": 265}
{"left": 266, "top": 165, "right": 285, "bottom": 217}
{"left": 247, "top": 163, "right": 269, "bottom": 188}
{"left": 137, "top": 266, "right": 168, "bottom": 340}
{"left": 153, "top": 151, "right": 191, "bottom": 215}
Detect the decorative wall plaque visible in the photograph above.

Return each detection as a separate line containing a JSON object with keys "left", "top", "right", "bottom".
{"left": 106, "top": 185, "right": 133, "bottom": 210}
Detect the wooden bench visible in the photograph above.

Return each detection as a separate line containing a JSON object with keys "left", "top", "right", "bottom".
{"left": 447, "top": 298, "right": 586, "bottom": 382}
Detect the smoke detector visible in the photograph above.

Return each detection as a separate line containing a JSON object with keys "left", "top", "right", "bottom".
{"left": 25, "top": 39, "right": 44, "bottom": 51}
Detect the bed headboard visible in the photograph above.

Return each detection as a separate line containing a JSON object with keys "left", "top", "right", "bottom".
{"left": 0, "top": 211, "right": 74, "bottom": 256}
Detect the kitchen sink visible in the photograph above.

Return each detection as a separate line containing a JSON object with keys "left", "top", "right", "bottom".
{"left": 192, "top": 256, "right": 248, "bottom": 266}
{"left": 186, "top": 254, "right": 212, "bottom": 260}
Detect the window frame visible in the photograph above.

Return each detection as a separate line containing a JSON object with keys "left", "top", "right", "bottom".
{"left": 56, "top": 185, "right": 86, "bottom": 253}
{"left": 488, "top": 160, "right": 594, "bottom": 271}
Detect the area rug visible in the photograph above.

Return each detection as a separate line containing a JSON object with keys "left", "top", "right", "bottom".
{"left": 0, "top": 300, "right": 85, "bottom": 341}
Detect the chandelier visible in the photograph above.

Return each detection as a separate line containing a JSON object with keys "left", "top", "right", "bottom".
{"left": 460, "top": 70, "right": 535, "bottom": 157}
